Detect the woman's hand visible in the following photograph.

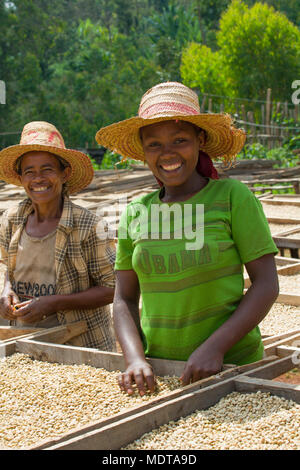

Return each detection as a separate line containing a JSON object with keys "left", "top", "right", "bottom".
{"left": 0, "top": 290, "right": 20, "bottom": 321}
{"left": 13, "top": 295, "right": 58, "bottom": 324}
{"left": 113, "top": 270, "right": 156, "bottom": 396}
{"left": 180, "top": 343, "right": 224, "bottom": 386}
{"left": 118, "top": 360, "right": 156, "bottom": 397}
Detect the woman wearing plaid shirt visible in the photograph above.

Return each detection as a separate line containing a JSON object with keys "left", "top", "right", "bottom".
{"left": 0, "top": 121, "right": 116, "bottom": 351}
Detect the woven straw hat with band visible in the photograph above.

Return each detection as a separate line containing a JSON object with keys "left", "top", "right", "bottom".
{"left": 95, "top": 82, "right": 246, "bottom": 165}
{"left": 0, "top": 121, "right": 94, "bottom": 194}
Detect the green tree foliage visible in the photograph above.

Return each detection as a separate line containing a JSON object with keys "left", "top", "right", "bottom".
{"left": 43, "top": 20, "right": 163, "bottom": 147}
{"left": 217, "top": 0, "right": 300, "bottom": 100}
{"left": 0, "top": 0, "right": 74, "bottom": 142}
{"left": 244, "top": 0, "right": 300, "bottom": 26}
{"left": 181, "top": 44, "right": 228, "bottom": 95}
{"left": 1, "top": 0, "right": 299, "bottom": 152}
{"left": 146, "top": 1, "right": 202, "bottom": 49}
{"left": 181, "top": 0, "right": 300, "bottom": 102}
{"left": 0, "top": 1, "right": 161, "bottom": 147}
{"left": 0, "top": 1, "right": 13, "bottom": 75}
{"left": 188, "top": 0, "right": 232, "bottom": 48}
{"left": 143, "top": 1, "right": 202, "bottom": 80}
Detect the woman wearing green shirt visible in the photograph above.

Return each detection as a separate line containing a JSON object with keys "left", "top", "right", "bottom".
{"left": 96, "top": 82, "right": 279, "bottom": 395}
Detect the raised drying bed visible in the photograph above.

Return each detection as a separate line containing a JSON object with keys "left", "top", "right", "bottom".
{"left": 0, "top": 326, "right": 41, "bottom": 341}
{"left": 44, "top": 336, "right": 299, "bottom": 450}
{"left": 244, "top": 255, "right": 300, "bottom": 287}
{"left": 0, "top": 321, "right": 87, "bottom": 356}
{"left": 0, "top": 326, "right": 298, "bottom": 450}
{"left": 0, "top": 326, "right": 290, "bottom": 451}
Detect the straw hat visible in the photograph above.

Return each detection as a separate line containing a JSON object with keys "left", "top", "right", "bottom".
{"left": 95, "top": 82, "right": 246, "bottom": 164}
{"left": 0, "top": 121, "right": 94, "bottom": 194}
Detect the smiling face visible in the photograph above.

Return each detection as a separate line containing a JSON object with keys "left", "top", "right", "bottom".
{"left": 140, "top": 120, "right": 205, "bottom": 192}
{"left": 18, "top": 151, "right": 71, "bottom": 206}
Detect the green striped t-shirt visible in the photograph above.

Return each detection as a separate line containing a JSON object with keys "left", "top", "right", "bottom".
{"left": 115, "top": 178, "right": 278, "bottom": 365}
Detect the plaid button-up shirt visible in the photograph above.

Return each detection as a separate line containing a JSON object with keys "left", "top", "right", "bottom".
{"left": 0, "top": 197, "right": 116, "bottom": 351}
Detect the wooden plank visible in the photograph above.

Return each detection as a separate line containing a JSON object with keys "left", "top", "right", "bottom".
{"left": 0, "top": 326, "right": 41, "bottom": 341}
{"left": 264, "top": 333, "right": 300, "bottom": 356}
{"left": 23, "top": 321, "right": 88, "bottom": 345}
{"left": 1, "top": 330, "right": 44, "bottom": 344}
{"left": 15, "top": 339, "right": 187, "bottom": 376}
{"left": 251, "top": 186, "right": 293, "bottom": 192}
{"left": 267, "top": 217, "right": 300, "bottom": 224}
{"left": 273, "top": 237, "right": 300, "bottom": 249}
{"left": 0, "top": 340, "right": 16, "bottom": 358}
{"left": 220, "top": 355, "right": 278, "bottom": 373}
{"left": 269, "top": 194, "right": 300, "bottom": 198}
{"left": 200, "top": 94, "right": 207, "bottom": 113}
{"left": 244, "top": 355, "right": 297, "bottom": 380}
{"left": 276, "top": 345, "right": 300, "bottom": 359}
{"left": 14, "top": 337, "right": 276, "bottom": 378}
{"left": 242, "top": 179, "right": 300, "bottom": 186}
{"left": 234, "top": 376, "right": 300, "bottom": 403}
{"left": 262, "top": 329, "right": 300, "bottom": 346}
{"left": 223, "top": 160, "right": 277, "bottom": 171}
{"left": 244, "top": 258, "right": 300, "bottom": 286}
{"left": 263, "top": 199, "right": 300, "bottom": 207}
{"left": 257, "top": 191, "right": 272, "bottom": 199}
{"left": 275, "top": 255, "right": 300, "bottom": 266}
{"left": 0, "top": 323, "right": 88, "bottom": 349}
{"left": 275, "top": 231, "right": 300, "bottom": 240}
{"left": 266, "top": 88, "right": 272, "bottom": 138}
{"left": 244, "top": 264, "right": 300, "bottom": 287}
{"left": 273, "top": 225, "right": 300, "bottom": 237}
{"left": 0, "top": 323, "right": 89, "bottom": 357}
{"left": 16, "top": 340, "right": 127, "bottom": 372}
{"left": 41, "top": 379, "right": 236, "bottom": 450}
{"left": 276, "top": 263, "right": 300, "bottom": 275}
{"left": 276, "top": 292, "right": 300, "bottom": 306}
{"left": 218, "top": 355, "right": 278, "bottom": 372}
